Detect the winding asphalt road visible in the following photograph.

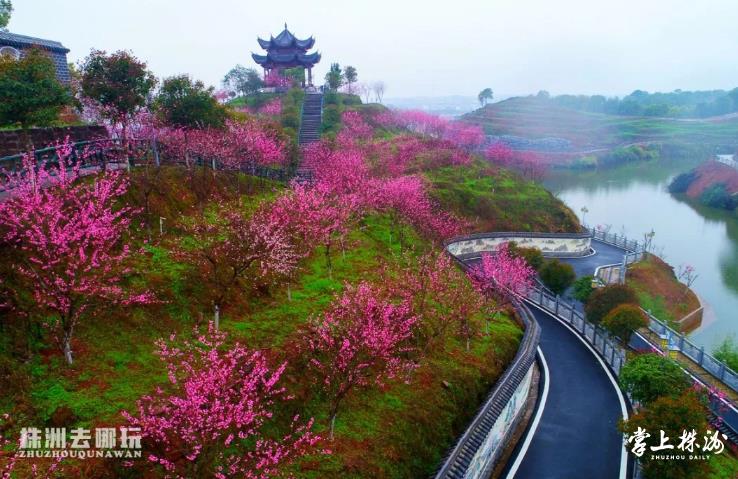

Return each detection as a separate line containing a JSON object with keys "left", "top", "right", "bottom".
{"left": 465, "top": 239, "right": 631, "bottom": 479}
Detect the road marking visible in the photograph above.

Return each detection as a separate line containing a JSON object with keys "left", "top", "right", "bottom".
{"left": 525, "top": 301, "right": 630, "bottom": 479}
{"left": 505, "top": 347, "right": 549, "bottom": 479}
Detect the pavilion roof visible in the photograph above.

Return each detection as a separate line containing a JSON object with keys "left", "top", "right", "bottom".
{"left": 251, "top": 50, "right": 321, "bottom": 68}
{"left": 256, "top": 24, "right": 315, "bottom": 51}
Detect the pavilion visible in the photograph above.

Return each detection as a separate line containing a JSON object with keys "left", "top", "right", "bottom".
{"left": 252, "top": 24, "right": 321, "bottom": 87}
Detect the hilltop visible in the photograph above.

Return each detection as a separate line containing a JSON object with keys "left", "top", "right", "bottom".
{"left": 463, "top": 96, "right": 738, "bottom": 153}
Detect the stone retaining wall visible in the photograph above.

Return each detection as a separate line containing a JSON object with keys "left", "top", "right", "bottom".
{"left": 0, "top": 126, "right": 108, "bottom": 157}
{"left": 447, "top": 232, "right": 591, "bottom": 258}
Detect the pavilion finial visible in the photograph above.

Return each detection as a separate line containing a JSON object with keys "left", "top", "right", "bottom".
{"left": 285, "top": 22, "right": 288, "bottom": 30}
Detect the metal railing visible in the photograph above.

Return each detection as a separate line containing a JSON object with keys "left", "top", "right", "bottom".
{"left": 0, "top": 139, "right": 299, "bottom": 192}
{"left": 524, "top": 284, "right": 628, "bottom": 376}
{"left": 585, "top": 225, "right": 642, "bottom": 253}
{"left": 585, "top": 227, "right": 738, "bottom": 396}
{"left": 645, "top": 311, "right": 738, "bottom": 393}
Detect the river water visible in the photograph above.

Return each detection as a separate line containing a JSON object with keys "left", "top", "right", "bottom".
{"left": 544, "top": 159, "right": 738, "bottom": 351}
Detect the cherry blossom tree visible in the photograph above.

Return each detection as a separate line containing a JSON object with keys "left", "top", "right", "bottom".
{"left": 304, "top": 282, "right": 417, "bottom": 439}
{"left": 176, "top": 205, "right": 299, "bottom": 328}
{"left": 0, "top": 140, "right": 152, "bottom": 364}
{"left": 371, "top": 175, "right": 462, "bottom": 244}
{"left": 302, "top": 141, "right": 370, "bottom": 196}
{"left": 400, "top": 253, "right": 484, "bottom": 353}
{"left": 470, "top": 242, "right": 536, "bottom": 303}
{"left": 123, "top": 324, "right": 322, "bottom": 479}
{"left": 257, "top": 98, "right": 282, "bottom": 117}
{"left": 485, "top": 143, "right": 548, "bottom": 181}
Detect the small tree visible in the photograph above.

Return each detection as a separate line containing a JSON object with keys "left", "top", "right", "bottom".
{"left": 0, "top": 48, "right": 71, "bottom": 133}
{"left": 470, "top": 243, "right": 535, "bottom": 347}
{"left": 344, "top": 65, "right": 358, "bottom": 94}
{"left": 372, "top": 81, "right": 386, "bottom": 103}
{"left": 584, "top": 283, "right": 638, "bottom": 324}
{"left": 620, "top": 391, "right": 710, "bottom": 479}
{"left": 79, "top": 49, "right": 157, "bottom": 143}
{"left": 477, "top": 88, "right": 493, "bottom": 106}
{"left": 0, "top": 141, "right": 151, "bottom": 364}
{"left": 155, "top": 75, "right": 227, "bottom": 130}
{"left": 222, "top": 64, "right": 263, "bottom": 97}
{"left": 602, "top": 304, "right": 648, "bottom": 345}
{"left": 401, "top": 253, "right": 484, "bottom": 354}
{"left": 0, "top": 0, "right": 11, "bottom": 29}
{"left": 539, "top": 259, "right": 576, "bottom": 296}
{"left": 619, "top": 353, "right": 692, "bottom": 405}
{"left": 507, "top": 242, "right": 544, "bottom": 270}
{"left": 304, "top": 282, "right": 417, "bottom": 439}
{"left": 176, "top": 206, "right": 298, "bottom": 328}
{"left": 123, "top": 324, "right": 321, "bottom": 478}
{"left": 324, "top": 63, "right": 343, "bottom": 91}
{"left": 713, "top": 335, "right": 738, "bottom": 372}
{"left": 571, "top": 275, "right": 595, "bottom": 302}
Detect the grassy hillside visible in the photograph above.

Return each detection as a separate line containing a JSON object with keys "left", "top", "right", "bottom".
{"left": 464, "top": 96, "right": 738, "bottom": 151}
{"left": 426, "top": 160, "right": 580, "bottom": 233}
{"left": 0, "top": 167, "right": 522, "bottom": 478}
{"left": 626, "top": 255, "right": 702, "bottom": 331}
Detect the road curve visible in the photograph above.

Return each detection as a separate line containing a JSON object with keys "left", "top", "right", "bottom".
{"left": 463, "top": 239, "right": 630, "bottom": 479}
{"left": 503, "top": 304, "right": 627, "bottom": 479}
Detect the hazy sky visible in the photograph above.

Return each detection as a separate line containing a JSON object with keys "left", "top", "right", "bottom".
{"left": 9, "top": 0, "right": 738, "bottom": 98}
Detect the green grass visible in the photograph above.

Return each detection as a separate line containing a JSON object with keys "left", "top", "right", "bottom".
{"left": 709, "top": 452, "right": 738, "bottom": 478}
{"left": 5, "top": 170, "right": 522, "bottom": 478}
{"left": 426, "top": 160, "right": 580, "bottom": 233}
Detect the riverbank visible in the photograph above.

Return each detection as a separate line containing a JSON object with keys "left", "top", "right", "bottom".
{"left": 545, "top": 158, "right": 738, "bottom": 351}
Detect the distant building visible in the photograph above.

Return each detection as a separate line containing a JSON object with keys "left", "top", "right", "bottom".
{"left": 252, "top": 24, "right": 321, "bottom": 87}
{"left": 0, "top": 31, "right": 71, "bottom": 83}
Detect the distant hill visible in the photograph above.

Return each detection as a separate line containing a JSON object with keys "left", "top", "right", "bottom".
{"left": 463, "top": 96, "right": 738, "bottom": 152}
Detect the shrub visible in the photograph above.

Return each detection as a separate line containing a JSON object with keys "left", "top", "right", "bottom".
{"left": 507, "top": 242, "right": 545, "bottom": 271}
{"left": 668, "top": 171, "right": 696, "bottom": 194}
{"left": 713, "top": 335, "right": 738, "bottom": 372}
{"left": 699, "top": 183, "right": 737, "bottom": 210}
{"left": 342, "top": 93, "right": 362, "bottom": 106}
{"left": 584, "top": 284, "right": 638, "bottom": 324}
{"left": 619, "top": 391, "right": 709, "bottom": 479}
{"left": 602, "top": 304, "right": 648, "bottom": 344}
{"left": 619, "top": 353, "right": 691, "bottom": 405}
{"left": 572, "top": 275, "right": 594, "bottom": 302}
{"left": 280, "top": 87, "right": 304, "bottom": 135}
{"left": 539, "top": 259, "right": 576, "bottom": 295}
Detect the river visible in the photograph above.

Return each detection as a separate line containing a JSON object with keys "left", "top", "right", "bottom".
{"left": 544, "top": 158, "right": 738, "bottom": 351}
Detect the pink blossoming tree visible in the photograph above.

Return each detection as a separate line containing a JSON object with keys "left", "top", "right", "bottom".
{"left": 0, "top": 141, "right": 152, "bottom": 364}
{"left": 123, "top": 324, "right": 322, "bottom": 479}
{"left": 304, "top": 282, "right": 417, "bottom": 439}
{"left": 398, "top": 252, "right": 484, "bottom": 352}
{"left": 470, "top": 243, "right": 536, "bottom": 333}
{"left": 176, "top": 205, "right": 299, "bottom": 328}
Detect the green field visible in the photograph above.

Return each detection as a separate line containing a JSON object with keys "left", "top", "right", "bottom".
{"left": 464, "top": 96, "right": 738, "bottom": 151}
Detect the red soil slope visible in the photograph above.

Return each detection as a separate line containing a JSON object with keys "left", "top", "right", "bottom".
{"left": 685, "top": 161, "right": 738, "bottom": 198}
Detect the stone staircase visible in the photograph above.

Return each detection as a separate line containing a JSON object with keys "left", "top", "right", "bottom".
{"left": 298, "top": 93, "right": 323, "bottom": 145}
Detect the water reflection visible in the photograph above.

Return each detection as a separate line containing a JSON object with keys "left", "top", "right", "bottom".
{"left": 545, "top": 159, "right": 738, "bottom": 350}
